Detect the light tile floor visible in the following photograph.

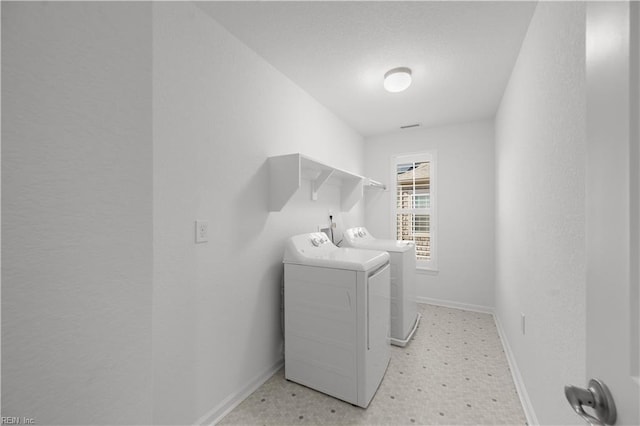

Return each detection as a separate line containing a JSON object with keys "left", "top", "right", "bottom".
{"left": 219, "top": 304, "right": 527, "bottom": 425}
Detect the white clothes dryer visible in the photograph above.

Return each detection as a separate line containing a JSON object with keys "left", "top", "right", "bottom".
{"left": 283, "top": 232, "right": 390, "bottom": 408}
{"left": 342, "top": 227, "right": 421, "bottom": 347}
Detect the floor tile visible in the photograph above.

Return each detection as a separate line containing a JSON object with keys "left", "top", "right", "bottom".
{"left": 219, "top": 304, "right": 526, "bottom": 425}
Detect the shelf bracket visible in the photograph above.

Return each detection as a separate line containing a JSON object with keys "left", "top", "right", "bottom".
{"left": 312, "top": 169, "right": 334, "bottom": 201}
{"left": 268, "top": 154, "right": 301, "bottom": 212}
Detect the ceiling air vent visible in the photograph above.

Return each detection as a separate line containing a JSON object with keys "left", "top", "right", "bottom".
{"left": 400, "top": 123, "right": 420, "bottom": 129}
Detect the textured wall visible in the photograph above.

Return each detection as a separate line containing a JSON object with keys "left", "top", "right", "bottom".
{"left": 2, "top": 2, "right": 153, "bottom": 424}
{"left": 494, "top": 3, "right": 586, "bottom": 424}
{"left": 363, "top": 120, "right": 495, "bottom": 309}
{"left": 152, "top": 3, "right": 364, "bottom": 424}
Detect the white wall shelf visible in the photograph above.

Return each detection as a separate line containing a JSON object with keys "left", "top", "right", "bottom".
{"left": 268, "top": 153, "right": 385, "bottom": 212}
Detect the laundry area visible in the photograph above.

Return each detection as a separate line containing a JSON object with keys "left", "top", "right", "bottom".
{"left": 2, "top": 2, "right": 639, "bottom": 426}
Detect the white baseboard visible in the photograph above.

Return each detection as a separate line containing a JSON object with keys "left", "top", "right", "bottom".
{"left": 195, "top": 358, "right": 284, "bottom": 426}
{"left": 415, "top": 296, "right": 494, "bottom": 314}
{"left": 493, "top": 313, "right": 539, "bottom": 426}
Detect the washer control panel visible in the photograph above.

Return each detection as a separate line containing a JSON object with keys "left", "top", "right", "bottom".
{"left": 345, "top": 227, "right": 371, "bottom": 240}
{"left": 310, "top": 232, "right": 330, "bottom": 247}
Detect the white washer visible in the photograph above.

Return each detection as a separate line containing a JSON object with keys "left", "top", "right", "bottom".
{"left": 283, "top": 232, "right": 390, "bottom": 408}
{"left": 342, "top": 227, "right": 421, "bottom": 347}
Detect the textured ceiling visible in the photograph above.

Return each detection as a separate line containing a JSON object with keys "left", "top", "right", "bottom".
{"left": 198, "top": 1, "right": 537, "bottom": 137}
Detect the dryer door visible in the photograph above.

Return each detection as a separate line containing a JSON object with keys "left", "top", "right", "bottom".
{"left": 363, "top": 262, "right": 391, "bottom": 405}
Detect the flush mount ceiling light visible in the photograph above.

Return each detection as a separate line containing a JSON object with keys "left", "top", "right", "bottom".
{"left": 384, "top": 67, "right": 412, "bottom": 93}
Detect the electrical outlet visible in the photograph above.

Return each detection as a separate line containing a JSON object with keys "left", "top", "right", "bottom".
{"left": 521, "top": 313, "right": 526, "bottom": 335}
{"left": 195, "top": 220, "right": 209, "bottom": 243}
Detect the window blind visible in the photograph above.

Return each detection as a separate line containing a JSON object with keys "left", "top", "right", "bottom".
{"left": 392, "top": 152, "right": 436, "bottom": 269}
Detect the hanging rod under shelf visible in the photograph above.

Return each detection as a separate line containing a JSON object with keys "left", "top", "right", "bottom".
{"left": 365, "top": 178, "right": 387, "bottom": 191}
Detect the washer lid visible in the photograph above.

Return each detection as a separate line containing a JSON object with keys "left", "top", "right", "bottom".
{"left": 283, "top": 232, "right": 389, "bottom": 271}
{"left": 343, "top": 227, "right": 415, "bottom": 253}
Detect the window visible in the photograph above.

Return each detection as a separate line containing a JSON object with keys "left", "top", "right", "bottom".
{"left": 392, "top": 152, "right": 437, "bottom": 270}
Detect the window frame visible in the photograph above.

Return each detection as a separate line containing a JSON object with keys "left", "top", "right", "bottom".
{"left": 390, "top": 151, "right": 438, "bottom": 271}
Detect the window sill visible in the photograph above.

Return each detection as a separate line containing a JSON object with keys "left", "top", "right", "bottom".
{"left": 416, "top": 267, "right": 438, "bottom": 275}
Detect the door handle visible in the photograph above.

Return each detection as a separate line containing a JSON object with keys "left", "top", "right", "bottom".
{"left": 564, "top": 379, "right": 617, "bottom": 425}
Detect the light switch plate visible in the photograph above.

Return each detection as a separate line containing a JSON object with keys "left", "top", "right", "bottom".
{"left": 195, "top": 220, "right": 209, "bottom": 243}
